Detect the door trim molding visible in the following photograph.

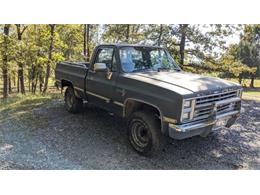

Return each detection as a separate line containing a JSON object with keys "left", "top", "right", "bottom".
{"left": 86, "top": 90, "right": 110, "bottom": 103}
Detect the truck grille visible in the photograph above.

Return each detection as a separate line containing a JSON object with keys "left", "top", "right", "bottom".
{"left": 193, "top": 90, "right": 239, "bottom": 121}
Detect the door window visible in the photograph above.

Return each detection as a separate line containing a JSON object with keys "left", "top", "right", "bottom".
{"left": 95, "top": 48, "right": 114, "bottom": 70}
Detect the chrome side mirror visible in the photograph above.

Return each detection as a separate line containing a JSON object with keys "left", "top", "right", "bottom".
{"left": 93, "top": 63, "right": 107, "bottom": 72}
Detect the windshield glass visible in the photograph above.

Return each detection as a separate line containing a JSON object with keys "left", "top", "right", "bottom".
{"left": 119, "top": 47, "right": 181, "bottom": 73}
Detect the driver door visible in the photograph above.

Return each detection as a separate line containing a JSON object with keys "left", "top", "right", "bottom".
{"left": 86, "top": 46, "right": 118, "bottom": 110}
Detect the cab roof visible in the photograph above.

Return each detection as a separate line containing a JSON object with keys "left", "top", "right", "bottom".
{"left": 98, "top": 43, "right": 163, "bottom": 49}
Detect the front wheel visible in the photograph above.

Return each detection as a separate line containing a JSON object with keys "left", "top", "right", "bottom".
{"left": 127, "top": 111, "right": 166, "bottom": 156}
{"left": 64, "top": 86, "right": 83, "bottom": 113}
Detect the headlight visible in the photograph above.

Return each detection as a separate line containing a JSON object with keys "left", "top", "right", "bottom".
{"left": 183, "top": 100, "right": 192, "bottom": 108}
{"left": 182, "top": 112, "right": 190, "bottom": 120}
{"left": 181, "top": 99, "right": 195, "bottom": 122}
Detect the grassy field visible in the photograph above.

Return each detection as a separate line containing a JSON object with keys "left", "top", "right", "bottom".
{"left": 223, "top": 78, "right": 260, "bottom": 100}
{"left": 0, "top": 90, "right": 62, "bottom": 112}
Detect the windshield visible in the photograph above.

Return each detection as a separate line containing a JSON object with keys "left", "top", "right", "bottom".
{"left": 119, "top": 46, "right": 181, "bottom": 73}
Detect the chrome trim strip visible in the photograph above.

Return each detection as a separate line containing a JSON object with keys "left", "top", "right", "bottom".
{"left": 215, "top": 97, "right": 241, "bottom": 106}
{"left": 86, "top": 91, "right": 110, "bottom": 102}
{"left": 163, "top": 116, "right": 177, "bottom": 124}
{"left": 195, "top": 90, "right": 238, "bottom": 99}
{"left": 114, "top": 101, "right": 124, "bottom": 107}
{"left": 169, "top": 120, "right": 215, "bottom": 132}
{"left": 74, "top": 86, "right": 84, "bottom": 92}
{"left": 216, "top": 110, "right": 239, "bottom": 119}
{"left": 183, "top": 90, "right": 239, "bottom": 101}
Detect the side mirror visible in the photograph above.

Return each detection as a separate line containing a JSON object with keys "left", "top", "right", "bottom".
{"left": 93, "top": 63, "right": 107, "bottom": 72}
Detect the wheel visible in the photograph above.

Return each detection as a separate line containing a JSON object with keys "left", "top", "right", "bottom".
{"left": 127, "top": 111, "right": 166, "bottom": 156}
{"left": 64, "top": 86, "right": 83, "bottom": 113}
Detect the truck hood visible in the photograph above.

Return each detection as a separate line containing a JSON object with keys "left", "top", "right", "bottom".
{"left": 125, "top": 71, "right": 240, "bottom": 94}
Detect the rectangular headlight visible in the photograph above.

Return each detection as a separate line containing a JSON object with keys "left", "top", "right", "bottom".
{"left": 182, "top": 112, "right": 190, "bottom": 120}
{"left": 182, "top": 99, "right": 195, "bottom": 122}
{"left": 183, "top": 100, "right": 192, "bottom": 108}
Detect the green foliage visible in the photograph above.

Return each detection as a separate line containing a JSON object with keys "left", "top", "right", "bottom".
{"left": 1, "top": 24, "right": 260, "bottom": 98}
{"left": 237, "top": 25, "right": 260, "bottom": 76}
{"left": 220, "top": 45, "right": 256, "bottom": 78}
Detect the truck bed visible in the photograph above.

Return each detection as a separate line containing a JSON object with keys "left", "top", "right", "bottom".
{"left": 55, "top": 61, "right": 89, "bottom": 92}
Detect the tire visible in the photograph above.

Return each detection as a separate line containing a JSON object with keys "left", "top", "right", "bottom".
{"left": 127, "top": 111, "right": 166, "bottom": 156}
{"left": 64, "top": 86, "right": 83, "bottom": 113}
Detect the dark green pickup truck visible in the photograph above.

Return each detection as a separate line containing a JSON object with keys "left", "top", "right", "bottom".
{"left": 55, "top": 44, "right": 242, "bottom": 155}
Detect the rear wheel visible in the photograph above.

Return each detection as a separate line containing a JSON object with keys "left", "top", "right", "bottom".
{"left": 127, "top": 111, "right": 166, "bottom": 156}
{"left": 64, "top": 86, "right": 83, "bottom": 113}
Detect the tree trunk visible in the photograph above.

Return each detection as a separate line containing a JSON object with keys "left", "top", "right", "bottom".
{"left": 33, "top": 73, "right": 38, "bottom": 94}
{"left": 43, "top": 24, "right": 55, "bottom": 93}
{"left": 17, "top": 76, "right": 20, "bottom": 92}
{"left": 86, "top": 24, "right": 90, "bottom": 61}
{"left": 31, "top": 64, "right": 36, "bottom": 93}
{"left": 28, "top": 80, "right": 31, "bottom": 92}
{"left": 2, "top": 69, "right": 8, "bottom": 98}
{"left": 179, "top": 24, "right": 188, "bottom": 67}
{"left": 18, "top": 64, "right": 26, "bottom": 94}
{"left": 1, "top": 24, "right": 10, "bottom": 99}
{"left": 83, "top": 24, "right": 91, "bottom": 61}
{"left": 39, "top": 66, "right": 44, "bottom": 92}
{"left": 16, "top": 24, "right": 27, "bottom": 94}
{"left": 8, "top": 77, "right": 12, "bottom": 93}
{"left": 250, "top": 74, "right": 255, "bottom": 88}
{"left": 83, "top": 24, "right": 87, "bottom": 56}
{"left": 238, "top": 74, "right": 242, "bottom": 84}
{"left": 13, "top": 76, "right": 16, "bottom": 87}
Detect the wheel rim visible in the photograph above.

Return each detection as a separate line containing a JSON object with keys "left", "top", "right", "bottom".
{"left": 131, "top": 119, "right": 150, "bottom": 148}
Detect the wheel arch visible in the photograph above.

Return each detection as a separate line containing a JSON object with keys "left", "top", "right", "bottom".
{"left": 123, "top": 98, "right": 166, "bottom": 134}
{"left": 61, "top": 79, "right": 74, "bottom": 89}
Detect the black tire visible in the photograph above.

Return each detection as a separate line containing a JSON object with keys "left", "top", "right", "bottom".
{"left": 64, "top": 86, "right": 83, "bottom": 113}
{"left": 127, "top": 111, "right": 166, "bottom": 156}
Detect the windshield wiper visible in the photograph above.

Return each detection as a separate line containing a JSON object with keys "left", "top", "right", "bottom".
{"left": 157, "top": 67, "right": 181, "bottom": 72}
{"left": 132, "top": 68, "right": 152, "bottom": 72}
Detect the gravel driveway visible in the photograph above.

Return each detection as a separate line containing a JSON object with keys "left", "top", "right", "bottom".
{"left": 0, "top": 96, "right": 259, "bottom": 169}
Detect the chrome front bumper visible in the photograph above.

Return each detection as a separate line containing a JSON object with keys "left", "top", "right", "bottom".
{"left": 168, "top": 110, "right": 240, "bottom": 140}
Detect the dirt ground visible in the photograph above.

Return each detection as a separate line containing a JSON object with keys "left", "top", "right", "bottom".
{"left": 0, "top": 93, "right": 259, "bottom": 169}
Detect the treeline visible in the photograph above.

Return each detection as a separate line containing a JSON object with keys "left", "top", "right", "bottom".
{"left": 0, "top": 24, "right": 259, "bottom": 99}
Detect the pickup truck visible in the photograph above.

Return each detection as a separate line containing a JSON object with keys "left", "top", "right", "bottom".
{"left": 55, "top": 43, "right": 242, "bottom": 155}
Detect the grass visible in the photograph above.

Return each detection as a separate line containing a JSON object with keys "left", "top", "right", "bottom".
{"left": 0, "top": 89, "right": 62, "bottom": 110}
{"left": 242, "top": 88, "right": 260, "bottom": 101}
{"left": 0, "top": 91, "right": 62, "bottom": 139}
{"left": 0, "top": 90, "right": 62, "bottom": 129}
